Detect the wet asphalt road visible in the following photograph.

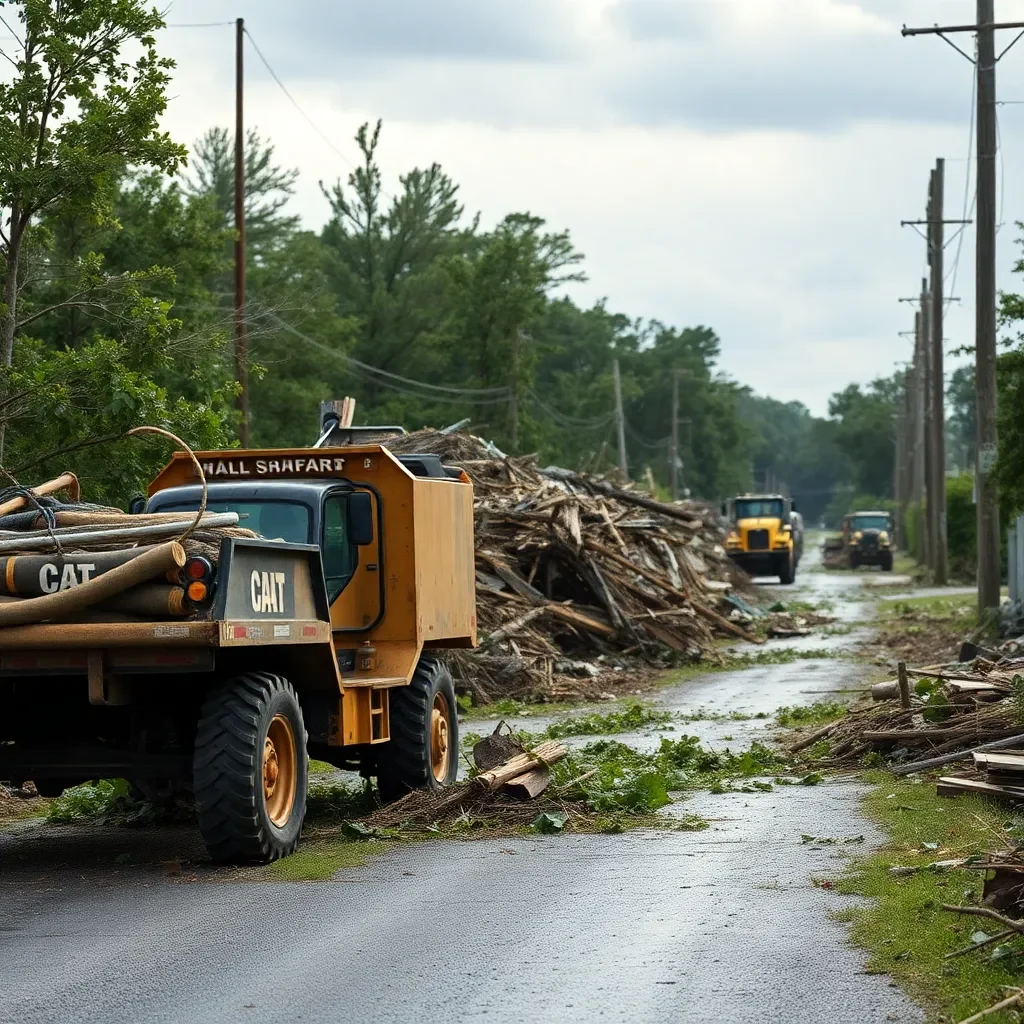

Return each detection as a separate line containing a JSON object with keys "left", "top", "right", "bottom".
{"left": 0, "top": 551, "right": 925, "bottom": 1024}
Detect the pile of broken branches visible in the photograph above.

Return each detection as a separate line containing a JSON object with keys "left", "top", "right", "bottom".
{"left": 792, "top": 639, "right": 1024, "bottom": 773}
{"left": 388, "top": 429, "right": 759, "bottom": 702}
{"left": 362, "top": 726, "right": 574, "bottom": 829}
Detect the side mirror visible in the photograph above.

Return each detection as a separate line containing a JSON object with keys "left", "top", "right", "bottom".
{"left": 790, "top": 501, "right": 798, "bottom": 513}
{"left": 128, "top": 494, "right": 146, "bottom": 515}
{"left": 347, "top": 492, "right": 374, "bottom": 546}
{"left": 720, "top": 501, "right": 727, "bottom": 517}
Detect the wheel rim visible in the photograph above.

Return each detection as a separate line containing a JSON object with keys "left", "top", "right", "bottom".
{"left": 430, "top": 693, "right": 451, "bottom": 783}
{"left": 263, "top": 713, "right": 297, "bottom": 828}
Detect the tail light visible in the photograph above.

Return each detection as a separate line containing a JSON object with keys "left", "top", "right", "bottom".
{"left": 183, "top": 556, "right": 215, "bottom": 605}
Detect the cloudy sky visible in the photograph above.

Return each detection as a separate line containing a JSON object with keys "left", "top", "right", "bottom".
{"left": 156, "top": 0, "right": 1024, "bottom": 415}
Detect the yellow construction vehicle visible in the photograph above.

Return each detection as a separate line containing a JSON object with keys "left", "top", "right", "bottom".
{"left": 0, "top": 411, "right": 476, "bottom": 862}
{"left": 721, "top": 493, "right": 799, "bottom": 584}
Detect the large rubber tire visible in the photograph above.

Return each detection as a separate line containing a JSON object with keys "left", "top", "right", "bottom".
{"left": 193, "top": 673, "right": 308, "bottom": 864}
{"left": 881, "top": 551, "right": 894, "bottom": 572}
{"left": 778, "top": 551, "right": 796, "bottom": 585}
{"left": 377, "top": 656, "right": 458, "bottom": 803}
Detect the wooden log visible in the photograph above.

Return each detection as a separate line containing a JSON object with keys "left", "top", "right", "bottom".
{"left": 897, "top": 661, "right": 911, "bottom": 709}
{"left": 0, "top": 542, "right": 184, "bottom": 626}
{"left": 893, "top": 733, "right": 1024, "bottom": 776}
{"left": 0, "top": 472, "right": 79, "bottom": 519}
{"left": 863, "top": 728, "right": 1019, "bottom": 743}
{"left": 502, "top": 766, "right": 551, "bottom": 799}
{"left": 788, "top": 721, "right": 841, "bottom": 753}
{"left": 872, "top": 681, "right": 901, "bottom": 700}
{"left": 475, "top": 740, "right": 567, "bottom": 789}
{"left": 98, "top": 583, "right": 187, "bottom": 618}
{"left": 0, "top": 548, "right": 158, "bottom": 597}
{"left": 479, "top": 606, "right": 549, "bottom": 650}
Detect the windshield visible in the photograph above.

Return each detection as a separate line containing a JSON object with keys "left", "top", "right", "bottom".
{"left": 851, "top": 515, "right": 890, "bottom": 532}
{"left": 157, "top": 500, "right": 312, "bottom": 544}
{"left": 734, "top": 498, "right": 784, "bottom": 520}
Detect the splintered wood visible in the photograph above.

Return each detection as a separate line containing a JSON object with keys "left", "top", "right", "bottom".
{"left": 388, "top": 430, "right": 756, "bottom": 702}
{"left": 797, "top": 640, "right": 1024, "bottom": 785}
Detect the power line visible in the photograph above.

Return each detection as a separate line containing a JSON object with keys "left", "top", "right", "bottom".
{"left": 946, "top": 59, "right": 977, "bottom": 313}
{"left": 243, "top": 27, "right": 360, "bottom": 176}
{"left": 525, "top": 389, "right": 614, "bottom": 429}
{"left": 263, "top": 312, "right": 513, "bottom": 402}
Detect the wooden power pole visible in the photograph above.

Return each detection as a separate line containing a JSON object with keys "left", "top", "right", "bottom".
{"left": 670, "top": 369, "right": 680, "bottom": 500}
{"left": 902, "top": 1, "right": 1024, "bottom": 613}
{"left": 975, "top": 0, "right": 1001, "bottom": 612}
{"left": 929, "top": 160, "right": 949, "bottom": 584}
{"left": 234, "top": 17, "right": 249, "bottom": 447}
{"left": 920, "top": 277, "right": 935, "bottom": 570}
{"left": 612, "top": 358, "right": 628, "bottom": 479}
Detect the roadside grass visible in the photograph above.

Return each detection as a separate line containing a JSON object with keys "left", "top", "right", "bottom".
{"left": 840, "top": 772, "right": 1024, "bottom": 1022}
{"left": 876, "top": 591, "right": 978, "bottom": 623}
{"left": 776, "top": 701, "right": 847, "bottom": 728}
{"left": 265, "top": 839, "right": 393, "bottom": 881}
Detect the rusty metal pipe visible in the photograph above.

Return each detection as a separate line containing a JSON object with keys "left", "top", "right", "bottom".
{"left": 0, "top": 542, "right": 184, "bottom": 626}
{"left": 0, "top": 514, "right": 238, "bottom": 553}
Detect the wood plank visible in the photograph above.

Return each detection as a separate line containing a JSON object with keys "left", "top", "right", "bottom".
{"left": 937, "top": 776, "right": 1024, "bottom": 801}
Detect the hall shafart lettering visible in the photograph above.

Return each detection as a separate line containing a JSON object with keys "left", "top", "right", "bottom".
{"left": 198, "top": 456, "right": 347, "bottom": 479}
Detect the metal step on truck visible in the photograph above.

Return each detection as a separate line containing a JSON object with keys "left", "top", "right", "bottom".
{"left": 0, "top": 410, "right": 477, "bottom": 862}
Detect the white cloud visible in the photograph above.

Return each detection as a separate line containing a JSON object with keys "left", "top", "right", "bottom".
{"left": 153, "top": 0, "right": 1024, "bottom": 415}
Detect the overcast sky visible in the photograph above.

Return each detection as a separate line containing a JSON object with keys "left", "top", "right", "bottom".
{"left": 156, "top": 0, "right": 1024, "bottom": 416}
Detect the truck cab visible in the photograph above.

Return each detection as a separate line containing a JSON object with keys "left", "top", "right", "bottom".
{"left": 840, "top": 510, "right": 894, "bottom": 571}
{"left": 722, "top": 493, "right": 799, "bottom": 585}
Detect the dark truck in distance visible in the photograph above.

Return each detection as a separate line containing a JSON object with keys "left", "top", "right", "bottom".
{"left": 840, "top": 510, "right": 894, "bottom": 571}
{"left": 0, "top": 435, "right": 477, "bottom": 863}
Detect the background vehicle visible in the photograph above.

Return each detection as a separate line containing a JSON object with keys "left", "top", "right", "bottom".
{"left": 721, "top": 493, "right": 800, "bottom": 584}
{"left": 840, "top": 510, "right": 894, "bottom": 571}
{"left": 0, "top": 412, "right": 477, "bottom": 863}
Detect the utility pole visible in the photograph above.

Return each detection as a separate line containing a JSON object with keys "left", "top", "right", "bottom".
{"left": 612, "top": 358, "right": 628, "bottom": 479}
{"left": 913, "top": 311, "right": 928, "bottom": 562}
{"left": 929, "top": 160, "right": 948, "bottom": 584}
{"left": 921, "top": 277, "right": 935, "bottom": 570}
{"left": 976, "top": 0, "right": 1001, "bottom": 612}
{"left": 902, "top": 1, "right": 1024, "bottom": 613}
{"left": 234, "top": 17, "right": 249, "bottom": 447}
{"left": 670, "top": 369, "right": 680, "bottom": 500}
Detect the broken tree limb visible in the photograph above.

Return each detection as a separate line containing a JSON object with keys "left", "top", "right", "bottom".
{"left": 0, "top": 472, "right": 80, "bottom": 519}
{"left": 502, "top": 767, "right": 551, "bottom": 799}
{"left": 788, "top": 721, "right": 841, "bottom": 754}
{"left": 954, "top": 990, "right": 1024, "bottom": 1024}
{"left": 898, "top": 661, "right": 912, "bottom": 709}
{"left": 893, "top": 733, "right": 1024, "bottom": 776}
{"left": 945, "top": 928, "right": 1020, "bottom": 959}
{"left": 479, "top": 606, "right": 549, "bottom": 650}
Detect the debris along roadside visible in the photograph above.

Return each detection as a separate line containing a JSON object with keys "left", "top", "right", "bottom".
{"left": 388, "top": 429, "right": 766, "bottom": 704}
{"left": 791, "top": 638, "right": 1024, "bottom": 775}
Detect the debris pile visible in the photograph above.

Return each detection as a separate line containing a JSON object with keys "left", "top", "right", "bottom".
{"left": 794, "top": 640, "right": 1024, "bottom": 774}
{"left": 389, "top": 430, "right": 758, "bottom": 702}
{"left": 364, "top": 725, "right": 572, "bottom": 829}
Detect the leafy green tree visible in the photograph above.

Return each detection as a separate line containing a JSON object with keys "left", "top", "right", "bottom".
{"left": 946, "top": 365, "right": 976, "bottom": 473}
{"left": 0, "top": 0, "right": 185, "bottom": 370}
{"left": 827, "top": 378, "right": 899, "bottom": 499}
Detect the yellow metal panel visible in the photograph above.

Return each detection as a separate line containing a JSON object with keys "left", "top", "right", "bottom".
{"left": 412, "top": 476, "right": 477, "bottom": 646}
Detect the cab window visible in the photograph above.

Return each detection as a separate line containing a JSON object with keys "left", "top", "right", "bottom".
{"left": 322, "top": 494, "right": 356, "bottom": 601}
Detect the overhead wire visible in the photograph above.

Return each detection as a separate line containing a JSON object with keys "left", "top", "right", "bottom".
{"left": 243, "top": 27, "right": 361, "bottom": 176}
{"left": 524, "top": 389, "right": 615, "bottom": 429}
{"left": 262, "top": 312, "right": 513, "bottom": 404}
{"left": 946, "top": 53, "right": 976, "bottom": 312}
